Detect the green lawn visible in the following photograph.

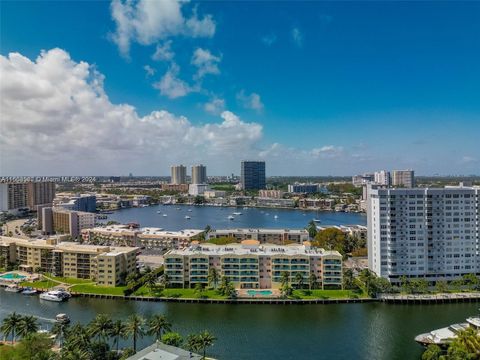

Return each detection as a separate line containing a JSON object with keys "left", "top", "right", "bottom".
{"left": 42, "top": 274, "right": 92, "bottom": 285}
{"left": 133, "top": 286, "right": 228, "bottom": 299}
{"left": 70, "top": 284, "right": 128, "bottom": 296}
{"left": 20, "top": 280, "right": 56, "bottom": 289}
{"left": 291, "top": 289, "right": 368, "bottom": 299}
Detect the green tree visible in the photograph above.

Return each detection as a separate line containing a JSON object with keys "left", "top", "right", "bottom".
{"left": 88, "top": 314, "right": 113, "bottom": 343}
{"left": 208, "top": 267, "right": 220, "bottom": 289}
{"left": 125, "top": 314, "right": 145, "bottom": 353}
{"left": 145, "top": 272, "right": 158, "bottom": 292}
{"left": 342, "top": 268, "right": 355, "bottom": 290}
{"left": 280, "top": 271, "right": 292, "bottom": 298}
{"left": 110, "top": 320, "right": 127, "bottom": 352}
{"left": 462, "top": 274, "right": 479, "bottom": 291}
{"left": 309, "top": 272, "right": 318, "bottom": 290}
{"left": 51, "top": 321, "right": 70, "bottom": 348}
{"left": 306, "top": 220, "right": 317, "bottom": 239}
{"left": 294, "top": 272, "right": 304, "bottom": 289}
{"left": 1, "top": 312, "right": 22, "bottom": 343}
{"left": 312, "top": 228, "right": 346, "bottom": 253}
{"left": 147, "top": 314, "right": 172, "bottom": 341}
{"left": 12, "top": 332, "right": 55, "bottom": 360}
{"left": 16, "top": 315, "right": 39, "bottom": 339}
{"left": 421, "top": 344, "right": 443, "bottom": 360}
{"left": 187, "top": 331, "right": 216, "bottom": 360}
{"left": 217, "top": 276, "right": 236, "bottom": 298}
{"left": 161, "top": 332, "right": 183, "bottom": 347}
{"left": 359, "top": 269, "right": 376, "bottom": 297}
{"left": 435, "top": 280, "right": 448, "bottom": 293}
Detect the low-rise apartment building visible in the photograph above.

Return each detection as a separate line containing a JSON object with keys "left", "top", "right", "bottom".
{"left": 0, "top": 236, "right": 137, "bottom": 286}
{"left": 206, "top": 228, "right": 309, "bottom": 244}
{"left": 164, "top": 241, "right": 342, "bottom": 290}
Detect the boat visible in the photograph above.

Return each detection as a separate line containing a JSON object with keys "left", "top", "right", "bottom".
{"left": 313, "top": 219, "right": 321, "bottom": 223}
{"left": 162, "top": 214, "right": 168, "bottom": 217}
{"left": 415, "top": 316, "right": 480, "bottom": 346}
{"left": 22, "top": 287, "right": 38, "bottom": 295}
{"left": 274, "top": 215, "right": 278, "bottom": 219}
{"left": 157, "top": 210, "right": 162, "bottom": 214}
{"left": 185, "top": 216, "right": 191, "bottom": 219}
{"left": 176, "top": 207, "right": 181, "bottom": 210}
{"left": 228, "top": 215, "right": 235, "bottom": 220}
{"left": 5, "top": 284, "right": 21, "bottom": 293}
{"left": 55, "top": 313, "right": 70, "bottom": 324}
{"left": 188, "top": 209, "right": 192, "bottom": 212}
{"left": 233, "top": 212, "right": 242, "bottom": 215}
{"left": 39, "top": 291, "right": 65, "bottom": 302}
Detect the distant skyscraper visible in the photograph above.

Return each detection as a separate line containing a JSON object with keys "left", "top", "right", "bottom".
{"left": 392, "top": 169, "right": 415, "bottom": 188}
{"left": 191, "top": 164, "right": 207, "bottom": 184}
{"left": 241, "top": 161, "right": 266, "bottom": 190}
{"left": 171, "top": 165, "right": 187, "bottom": 184}
{"left": 374, "top": 170, "right": 391, "bottom": 186}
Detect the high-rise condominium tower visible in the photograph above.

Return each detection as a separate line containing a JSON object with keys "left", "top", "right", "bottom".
{"left": 191, "top": 165, "right": 207, "bottom": 184}
{"left": 171, "top": 165, "right": 187, "bottom": 185}
{"left": 240, "top": 161, "right": 266, "bottom": 190}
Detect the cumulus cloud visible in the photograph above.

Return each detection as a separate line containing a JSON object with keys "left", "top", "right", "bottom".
{"left": 292, "top": 27, "right": 303, "bottom": 47}
{"left": 110, "top": 0, "right": 215, "bottom": 58}
{"left": 153, "top": 63, "right": 194, "bottom": 99}
{"left": 0, "top": 49, "right": 263, "bottom": 174}
{"left": 236, "top": 90, "right": 264, "bottom": 112}
{"left": 143, "top": 65, "right": 156, "bottom": 76}
{"left": 204, "top": 97, "right": 225, "bottom": 115}
{"left": 191, "top": 48, "right": 221, "bottom": 80}
{"left": 310, "top": 145, "right": 344, "bottom": 159}
{"left": 152, "top": 40, "right": 175, "bottom": 62}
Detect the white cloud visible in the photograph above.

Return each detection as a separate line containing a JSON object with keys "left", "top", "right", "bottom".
{"left": 261, "top": 33, "right": 277, "bottom": 46}
{"left": 191, "top": 48, "right": 221, "bottom": 79}
{"left": 292, "top": 27, "right": 303, "bottom": 47}
{"left": 152, "top": 40, "right": 174, "bottom": 62}
{"left": 110, "top": 0, "right": 216, "bottom": 58}
{"left": 310, "top": 145, "right": 344, "bottom": 159}
{"left": 153, "top": 63, "right": 193, "bottom": 99}
{"left": 204, "top": 97, "right": 225, "bottom": 115}
{"left": 236, "top": 90, "right": 264, "bottom": 112}
{"left": 461, "top": 156, "right": 478, "bottom": 164}
{"left": 0, "top": 49, "right": 263, "bottom": 175}
{"left": 143, "top": 65, "right": 156, "bottom": 76}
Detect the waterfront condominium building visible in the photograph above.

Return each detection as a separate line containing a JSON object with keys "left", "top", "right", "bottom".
{"left": 56, "top": 194, "right": 96, "bottom": 213}
{"left": 352, "top": 174, "right": 375, "bottom": 187}
{"left": 164, "top": 240, "right": 342, "bottom": 289}
{"left": 171, "top": 165, "right": 187, "bottom": 185}
{"left": 0, "top": 236, "right": 138, "bottom": 286}
{"left": 392, "top": 169, "right": 415, "bottom": 188}
{"left": 367, "top": 185, "right": 480, "bottom": 284}
{"left": 191, "top": 164, "right": 207, "bottom": 184}
{"left": 0, "top": 182, "right": 56, "bottom": 212}
{"left": 206, "top": 228, "right": 310, "bottom": 244}
{"left": 287, "top": 183, "right": 319, "bottom": 194}
{"left": 50, "top": 208, "right": 96, "bottom": 239}
{"left": 240, "top": 161, "right": 266, "bottom": 190}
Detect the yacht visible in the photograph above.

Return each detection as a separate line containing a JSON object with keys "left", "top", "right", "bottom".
{"left": 233, "top": 212, "right": 242, "bottom": 215}
{"left": 415, "top": 316, "right": 480, "bottom": 346}
{"left": 55, "top": 313, "right": 71, "bottom": 324}
{"left": 313, "top": 219, "right": 321, "bottom": 223}
{"left": 157, "top": 210, "right": 162, "bottom": 214}
{"left": 162, "top": 214, "right": 168, "bottom": 217}
{"left": 22, "top": 287, "right": 38, "bottom": 295}
{"left": 5, "top": 284, "right": 21, "bottom": 293}
{"left": 228, "top": 215, "right": 235, "bottom": 220}
{"left": 39, "top": 289, "right": 71, "bottom": 302}
{"left": 274, "top": 215, "right": 278, "bottom": 219}
{"left": 188, "top": 209, "right": 192, "bottom": 212}
{"left": 185, "top": 215, "right": 191, "bottom": 219}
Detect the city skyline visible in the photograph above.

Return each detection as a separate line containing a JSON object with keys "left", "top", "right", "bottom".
{"left": 1, "top": 1, "right": 479, "bottom": 176}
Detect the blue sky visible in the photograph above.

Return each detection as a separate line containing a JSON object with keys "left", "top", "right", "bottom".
{"left": 1, "top": 1, "right": 479, "bottom": 176}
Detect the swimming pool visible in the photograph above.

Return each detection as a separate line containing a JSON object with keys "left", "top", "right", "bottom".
{"left": 0, "top": 273, "right": 27, "bottom": 280}
{"left": 247, "top": 290, "right": 273, "bottom": 297}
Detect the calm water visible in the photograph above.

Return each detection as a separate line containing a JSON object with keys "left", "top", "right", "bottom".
{"left": 107, "top": 205, "right": 366, "bottom": 230}
{"left": 0, "top": 289, "right": 476, "bottom": 359}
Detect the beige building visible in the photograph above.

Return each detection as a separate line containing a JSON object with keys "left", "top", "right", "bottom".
{"left": 258, "top": 190, "right": 285, "bottom": 199}
{"left": 51, "top": 208, "right": 95, "bottom": 239}
{"left": 392, "top": 169, "right": 415, "bottom": 188}
{"left": 27, "top": 182, "right": 56, "bottom": 209}
{"left": 0, "top": 236, "right": 137, "bottom": 286}
{"left": 165, "top": 240, "right": 342, "bottom": 290}
{"left": 206, "top": 228, "right": 309, "bottom": 244}
{"left": 0, "top": 182, "right": 55, "bottom": 212}
{"left": 171, "top": 165, "right": 187, "bottom": 185}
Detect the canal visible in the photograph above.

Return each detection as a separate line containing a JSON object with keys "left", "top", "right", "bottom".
{"left": 1, "top": 289, "right": 475, "bottom": 359}
{"left": 106, "top": 205, "right": 367, "bottom": 230}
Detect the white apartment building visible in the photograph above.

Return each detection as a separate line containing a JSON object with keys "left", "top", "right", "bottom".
{"left": 392, "top": 169, "right": 415, "bottom": 188}
{"left": 206, "top": 228, "right": 310, "bottom": 244}
{"left": 374, "top": 170, "right": 391, "bottom": 186}
{"left": 165, "top": 240, "right": 342, "bottom": 289}
{"left": 368, "top": 185, "right": 480, "bottom": 284}
{"left": 188, "top": 184, "right": 210, "bottom": 196}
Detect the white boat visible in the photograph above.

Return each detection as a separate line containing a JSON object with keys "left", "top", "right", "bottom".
{"left": 313, "top": 219, "right": 321, "bottom": 223}
{"left": 5, "top": 284, "right": 21, "bottom": 293}
{"left": 157, "top": 210, "right": 162, "bottom": 214}
{"left": 22, "top": 287, "right": 37, "bottom": 295}
{"left": 274, "top": 215, "right": 278, "bottom": 219}
{"left": 233, "top": 212, "right": 242, "bottom": 215}
{"left": 415, "top": 316, "right": 480, "bottom": 346}
{"left": 162, "top": 214, "right": 168, "bottom": 217}
{"left": 228, "top": 215, "right": 235, "bottom": 220}
{"left": 40, "top": 291, "right": 65, "bottom": 302}
{"left": 188, "top": 209, "right": 192, "bottom": 212}
{"left": 185, "top": 216, "right": 191, "bottom": 219}
{"left": 55, "top": 313, "right": 70, "bottom": 324}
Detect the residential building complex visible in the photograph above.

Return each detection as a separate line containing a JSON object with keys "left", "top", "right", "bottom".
{"left": 164, "top": 241, "right": 342, "bottom": 289}
{"left": 188, "top": 183, "right": 210, "bottom": 196}
{"left": 0, "top": 182, "right": 55, "bottom": 212}
{"left": 240, "top": 161, "right": 266, "bottom": 190}
{"left": 206, "top": 228, "right": 310, "bottom": 244}
{"left": 258, "top": 190, "right": 285, "bottom": 198}
{"left": 374, "top": 170, "right": 391, "bottom": 186}
{"left": 352, "top": 174, "right": 375, "bottom": 187}
{"left": 191, "top": 164, "right": 207, "bottom": 184}
{"left": 171, "top": 165, "right": 187, "bottom": 185}
{"left": 56, "top": 194, "right": 97, "bottom": 212}
{"left": 0, "top": 236, "right": 137, "bottom": 286}
{"left": 287, "top": 183, "right": 319, "bottom": 194}
{"left": 392, "top": 169, "right": 415, "bottom": 188}
{"left": 50, "top": 208, "right": 95, "bottom": 239}
{"left": 367, "top": 185, "right": 480, "bottom": 284}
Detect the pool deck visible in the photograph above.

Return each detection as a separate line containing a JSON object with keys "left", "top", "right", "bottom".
{"left": 237, "top": 289, "right": 280, "bottom": 298}
{"left": 0, "top": 271, "right": 37, "bottom": 285}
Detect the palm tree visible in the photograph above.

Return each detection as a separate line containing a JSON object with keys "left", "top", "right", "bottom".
{"left": 147, "top": 314, "right": 172, "bottom": 341}
{"left": 1, "top": 312, "right": 22, "bottom": 343}
{"left": 186, "top": 334, "right": 201, "bottom": 354}
{"left": 62, "top": 323, "right": 91, "bottom": 354}
{"left": 51, "top": 321, "right": 70, "bottom": 348}
{"left": 125, "top": 314, "right": 145, "bottom": 353}
{"left": 208, "top": 267, "right": 219, "bottom": 289}
{"left": 309, "top": 272, "right": 317, "bottom": 290}
{"left": 161, "top": 332, "right": 183, "bottom": 347}
{"left": 196, "top": 330, "right": 216, "bottom": 360}
{"left": 306, "top": 220, "right": 317, "bottom": 239}
{"left": 88, "top": 314, "right": 113, "bottom": 342}
{"left": 281, "top": 271, "right": 290, "bottom": 287}
{"left": 145, "top": 272, "right": 158, "bottom": 292}
{"left": 294, "top": 272, "right": 304, "bottom": 289}
{"left": 17, "top": 315, "right": 39, "bottom": 338}
{"left": 110, "top": 320, "right": 127, "bottom": 352}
